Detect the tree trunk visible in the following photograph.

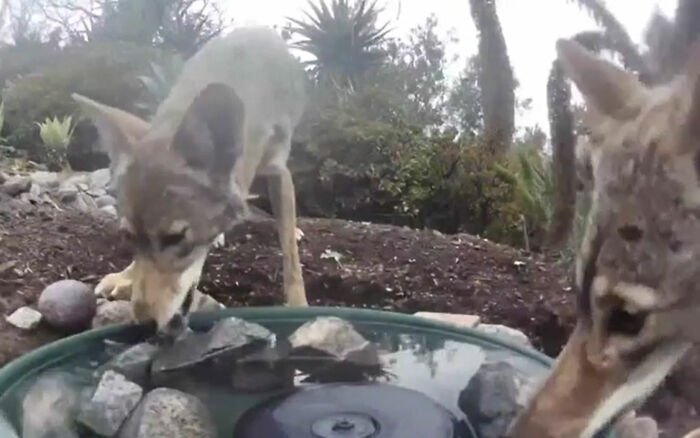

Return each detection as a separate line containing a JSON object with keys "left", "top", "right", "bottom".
{"left": 469, "top": 0, "right": 514, "bottom": 155}
{"left": 545, "top": 61, "right": 576, "bottom": 249}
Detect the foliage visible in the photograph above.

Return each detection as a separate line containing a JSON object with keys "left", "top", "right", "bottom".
{"left": 289, "top": 0, "right": 391, "bottom": 88}
{"left": 1, "top": 41, "right": 160, "bottom": 167}
{"left": 446, "top": 56, "right": 482, "bottom": 139}
{"left": 379, "top": 15, "right": 455, "bottom": 127}
{"left": 36, "top": 115, "right": 74, "bottom": 170}
{"left": 136, "top": 53, "right": 185, "bottom": 114}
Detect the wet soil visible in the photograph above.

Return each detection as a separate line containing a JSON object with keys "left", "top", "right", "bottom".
{"left": 0, "top": 195, "right": 697, "bottom": 437}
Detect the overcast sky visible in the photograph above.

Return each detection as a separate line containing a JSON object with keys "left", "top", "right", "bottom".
{"left": 226, "top": 0, "right": 677, "bottom": 131}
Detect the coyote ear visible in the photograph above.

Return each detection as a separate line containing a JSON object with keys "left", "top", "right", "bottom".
{"left": 72, "top": 94, "right": 150, "bottom": 177}
{"left": 556, "top": 39, "right": 647, "bottom": 120}
{"left": 172, "top": 83, "right": 245, "bottom": 177}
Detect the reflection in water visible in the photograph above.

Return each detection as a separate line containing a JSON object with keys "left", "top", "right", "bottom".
{"left": 0, "top": 322, "right": 551, "bottom": 437}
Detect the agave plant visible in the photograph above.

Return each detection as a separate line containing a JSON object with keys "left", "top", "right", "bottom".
{"left": 37, "top": 115, "right": 75, "bottom": 170}
{"left": 288, "top": 0, "right": 392, "bottom": 89}
{"left": 136, "top": 54, "right": 185, "bottom": 114}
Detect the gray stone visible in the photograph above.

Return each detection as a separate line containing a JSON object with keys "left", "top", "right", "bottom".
{"left": 56, "top": 184, "right": 79, "bottom": 202}
{"left": 95, "top": 195, "right": 117, "bottom": 208}
{"left": 615, "top": 416, "right": 659, "bottom": 438}
{"left": 2, "top": 176, "right": 30, "bottom": 196}
{"left": 22, "top": 372, "right": 81, "bottom": 438}
{"left": 476, "top": 324, "right": 532, "bottom": 347}
{"left": 100, "top": 205, "right": 118, "bottom": 217}
{"left": 90, "top": 168, "right": 111, "bottom": 189}
{"left": 38, "top": 279, "right": 97, "bottom": 331}
{"left": 0, "top": 172, "right": 7, "bottom": 184}
{"left": 102, "top": 343, "right": 158, "bottom": 386}
{"left": 77, "top": 370, "right": 143, "bottom": 436}
{"left": 6, "top": 306, "right": 42, "bottom": 330}
{"left": 28, "top": 183, "right": 42, "bottom": 197}
{"left": 288, "top": 316, "right": 380, "bottom": 371}
{"left": 73, "top": 192, "right": 98, "bottom": 213}
{"left": 458, "top": 361, "right": 522, "bottom": 438}
{"left": 119, "top": 388, "right": 215, "bottom": 438}
{"left": 30, "top": 171, "right": 59, "bottom": 188}
{"left": 152, "top": 316, "right": 274, "bottom": 374}
{"left": 92, "top": 300, "right": 133, "bottom": 328}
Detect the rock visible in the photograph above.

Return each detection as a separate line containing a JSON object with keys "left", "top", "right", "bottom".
{"left": 100, "top": 205, "right": 118, "bottom": 217}
{"left": 119, "top": 388, "right": 215, "bottom": 438}
{"left": 614, "top": 415, "right": 658, "bottom": 438}
{"left": 77, "top": 370, "right": 143, "bottom": 436}
{"left": 288, "top": 316, "right": 380, "bottom": 372}
{"left": 30, "top": 171, "right": 59, "bottom": 188}
{"left": 0, "top": 172, "right": 7, "bottom": 184}
{"left": 38, "top": 279, "right": 97, "bottom": 331}
{"left": 56, "top": 184, "right": 79, "bottom": 202}
{"left": 476, "top": 324, "right": 532, "bottom": 347}
{"left": 73, "top": 192, "right": 98, "bottom": 213}
{"left": 28, "top": 183, "right": 42, "bottom": 197}
{"left": 458, "top": 361, "right": 522, "bottom": 438}
{"left": 22, "top": 371, "right": 81, "bottom": 438}
{"left": 6, "top": 306, "right": 43, "bottom": 330}
{"left": 92, "top": 300, "right": 133, "bottom": 328}
{"left": 95, "top": 194, "right": 116, "bottom": 208}
{"left": 90, "top": 168, "right": 111, "bottom": 189}
{"left": 152, "top": 316, "right": 274, "bottom": 374}
{"left": 189, "top": 290, "right": 225, "bottom": 313}
{"left": 413, "top": 311, "right": 481, "bottom": 328}
{"left": 102, "top": 342, "right": 158, "bottom": 386}
{"left": 2, "top": 176, "right": 31, "bottom": 197}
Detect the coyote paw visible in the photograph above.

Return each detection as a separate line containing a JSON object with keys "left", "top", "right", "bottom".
{"left": 285, "top": 284, "right": 309, "bottom": 307}
{"left": 212, "top": 233, "right": 226, "bottom": 249}
{"left": 95, "top": 271, "right": 133, "bottom": 300}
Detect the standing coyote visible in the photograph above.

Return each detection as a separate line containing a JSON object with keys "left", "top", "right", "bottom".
{"left": 510, "top": 38, "right": 700, "bottom": 438}
{"left": 73, "top": 26, "right": 309, "bottom": 334}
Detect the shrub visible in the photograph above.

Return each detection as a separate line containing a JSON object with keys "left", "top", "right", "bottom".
{"left": 36, "top": 115, "right": 75, "bottom": 170}
{"left": 1, "top": 42, "right": 162, "bottom": 169}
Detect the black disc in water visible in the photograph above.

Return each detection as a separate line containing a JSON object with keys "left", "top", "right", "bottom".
{"left": 234, "top": 383, "right": 458, "bottom": 438}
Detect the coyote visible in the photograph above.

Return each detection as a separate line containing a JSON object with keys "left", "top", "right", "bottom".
{"left": 73, "top": 27, "right": 309, "bottom": 335}
{"left": 509, "top": 38, "right": 700, "bottom": 438}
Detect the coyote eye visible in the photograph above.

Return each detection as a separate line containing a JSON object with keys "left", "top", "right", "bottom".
{"left": 160, "top": 232, "right": 186, "bottom": 249}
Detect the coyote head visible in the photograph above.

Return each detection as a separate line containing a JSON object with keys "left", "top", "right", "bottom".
{"left": 74, "top": 83, "right": 248, "bottom": 333}
{"left": 510, "top": 39, "right": 700, "bottom": 437}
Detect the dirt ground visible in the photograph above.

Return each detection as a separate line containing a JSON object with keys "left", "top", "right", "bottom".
{"left": 0, "top": 194, "right": 698, "bottom": 436}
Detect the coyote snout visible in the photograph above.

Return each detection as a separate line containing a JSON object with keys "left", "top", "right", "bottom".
{"left": 74, "top": 26, "right": 309, "bottom": 333}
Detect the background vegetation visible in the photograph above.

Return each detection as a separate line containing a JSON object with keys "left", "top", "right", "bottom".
{"left": 0, "top": 0, "right": 696, "bottom": 257}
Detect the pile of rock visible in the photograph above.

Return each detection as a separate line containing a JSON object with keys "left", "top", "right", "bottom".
{"left": 6, "top": 279, "right": 134, "bottom": 333}
{"left": 1, "top": 168, "right": 116, "bottom": 217}
{"left": 18, "top": 316, "right": 381, "bottom": 437}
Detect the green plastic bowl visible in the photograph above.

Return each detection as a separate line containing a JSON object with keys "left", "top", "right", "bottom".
{"left": 0, "top": 307, "right": 555, "bottom": 437}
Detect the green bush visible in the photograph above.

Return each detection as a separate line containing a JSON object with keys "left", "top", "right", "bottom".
{"left": 36, "top": 115, "right": 75, "bottom": 170}
{"left": 1, "top": 42, "right": 162, "bottom": 168}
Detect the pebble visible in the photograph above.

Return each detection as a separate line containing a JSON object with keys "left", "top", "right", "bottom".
{"left": 22, "top": 372, "right": 81, "bottom": 438}
{"left": 56, "top": 184, "right": 78, "bottom": 202}
{"left": 6, "top": 306, "right": 43, "bottom": 330}
{"left": 92, "top": 300, "right": 133, "bottom": 328}
{"left": 118, "top": 388, "right": 215, "bottom": 438}
{"left": 77, "top": 370, "right": 143, "bottom": 436}
{"left": 73, "top": 192, "right": 98, "bottom": 213}
{"left": 38, "top": 279, "right": 96, "bottom": 331}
